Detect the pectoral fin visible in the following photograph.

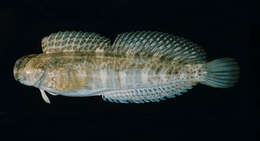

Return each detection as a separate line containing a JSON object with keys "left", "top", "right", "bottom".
{"left": 40, "top": 89, "right": 51, "bottom": 104}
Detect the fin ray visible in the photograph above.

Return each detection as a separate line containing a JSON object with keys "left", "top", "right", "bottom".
{"left": 112, "top": 31, "right": 207, "bottom": 63}
{"left": 40, "top": 89, "right": 51, "bottom": 104}
{"left": 41, "top": 31, "right": 111, "bottom": 54}
{"left": 200, "top": 58, "right": 239, "bottom": 88}
{"left": 101, "top": 81, "right": 197, "bottom": 103}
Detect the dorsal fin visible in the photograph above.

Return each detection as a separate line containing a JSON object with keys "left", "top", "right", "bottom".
{"left": 41, "top": 31, "right": 111, "bottom": 54}
{"left": 112, "top": 31, "right": 207, "bottom": 63}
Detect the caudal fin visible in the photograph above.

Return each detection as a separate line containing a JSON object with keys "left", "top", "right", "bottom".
{"left": 201, "top": 58, "right": 239, "bottom": 88}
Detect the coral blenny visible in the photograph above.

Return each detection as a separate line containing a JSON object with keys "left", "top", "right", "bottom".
{"left": 13, "top": 31, "right": 239, "bottom": 104}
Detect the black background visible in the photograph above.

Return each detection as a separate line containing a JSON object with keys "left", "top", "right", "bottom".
{"left": 0, "top": 0, "right": 257, "bottom": 140}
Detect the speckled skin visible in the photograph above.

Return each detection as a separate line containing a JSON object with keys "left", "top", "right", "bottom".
{"left": 17, "top": 52, "right": 205, "bottom": 96}
{"left": 13, "top": 31, "right": 210, "bottom": 103}
{"left": 13, "top": 31, "right": 239, "bottom": 103}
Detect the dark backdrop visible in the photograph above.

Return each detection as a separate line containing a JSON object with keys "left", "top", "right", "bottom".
{"left": 0, "top": 0, "right": 256, "bottom": 140}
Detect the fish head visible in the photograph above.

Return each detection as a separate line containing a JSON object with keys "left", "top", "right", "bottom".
{"left": 13, "top": 54, "right": 46, "bottom": 87}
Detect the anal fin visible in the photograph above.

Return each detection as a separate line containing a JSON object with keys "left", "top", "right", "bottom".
{"left": 101, "top": 81, "right": 197, "bottom": 103}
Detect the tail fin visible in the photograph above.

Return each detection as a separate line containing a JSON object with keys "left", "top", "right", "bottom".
{"left": 201, "top": 58, "right": 239, "bottom": 88}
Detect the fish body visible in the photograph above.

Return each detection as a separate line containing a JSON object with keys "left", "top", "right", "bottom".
{"left": 13, "top": 31, "right": 239, "bottom": 103}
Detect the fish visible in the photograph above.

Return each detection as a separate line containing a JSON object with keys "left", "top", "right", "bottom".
{"left": 13, "top": 31, "right": 240, "bottom": 104}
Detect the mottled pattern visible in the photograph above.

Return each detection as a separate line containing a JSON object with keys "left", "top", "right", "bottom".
{"left": 36, "top": 52, "right": 205, "bottom": 93}
{"left": 14, "top": 31, "right": 239, "bottom": 104}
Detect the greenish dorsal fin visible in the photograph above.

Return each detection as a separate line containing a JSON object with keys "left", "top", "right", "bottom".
{"left": 112, "top": 31, "right": 207, "bottom": 63}
{"left": 41, "top": 31, "right": 111, "bottom": 54}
